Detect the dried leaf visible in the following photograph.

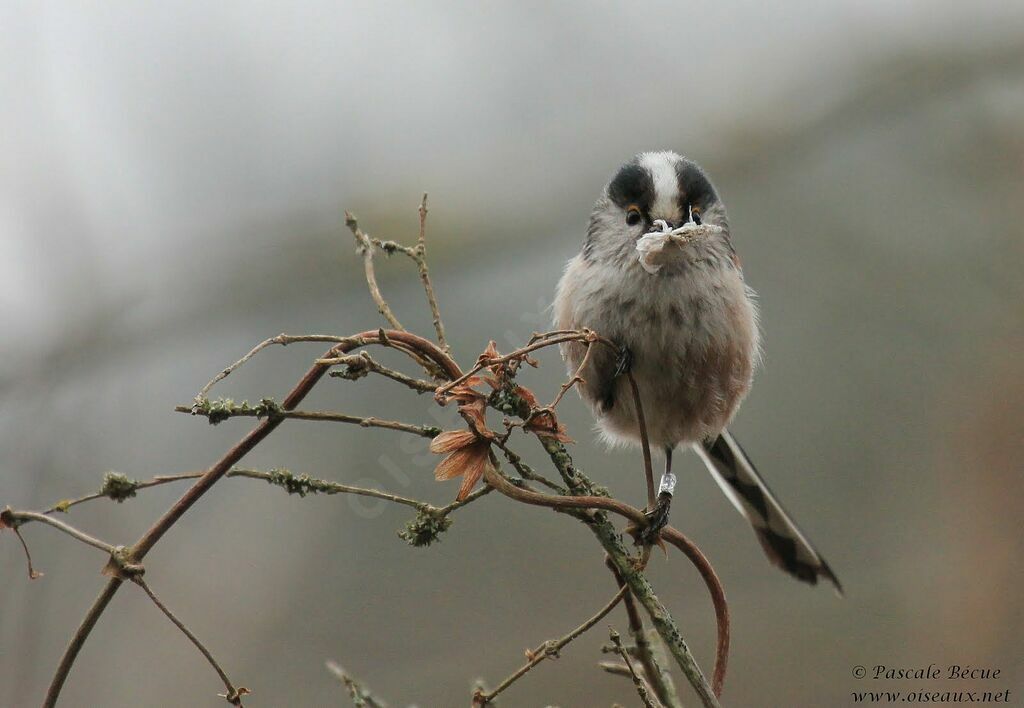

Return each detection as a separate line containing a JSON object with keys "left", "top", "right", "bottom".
{"left": 478, "top": 340, "right": 500, "bottom": 367}
{"left": 456, "top": 443, "right": 493, "bottom": 501}
{"left": 525, "top": 410, "right": 574, "bottom": 443}
{"left": 434, "top": 440, "right": 488, "bottom": 481}
{"left": 459, "top": 397, "right": 490, "bottom": 436}
{"left": 433, "top": 440, "right": 493, "bottom": 501}
{"left": 429, "top": 429, "right": 477, "bottom": 454}
{"left": 513, "top": 385, "right": 539, "bottom": 409}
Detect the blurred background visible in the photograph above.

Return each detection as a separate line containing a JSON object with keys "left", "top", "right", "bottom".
{"left": 2, "top": 2, "right": 1022, "bottom": 706}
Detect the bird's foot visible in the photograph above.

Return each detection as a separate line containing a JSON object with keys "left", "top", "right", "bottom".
{"left": 613, "top": 344, "right": 633, "bottom": 378}
{"left": 638, "top": 491, "right": 673, "bottom": 546}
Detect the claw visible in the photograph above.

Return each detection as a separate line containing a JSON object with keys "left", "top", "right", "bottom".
{"left": 638, "top": 492, "right": 672, "bottom": 546}
{"left": 613, "top": 344, "right": 632, "bottom": 378}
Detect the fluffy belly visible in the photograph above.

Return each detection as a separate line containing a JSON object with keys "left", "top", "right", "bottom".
{"left": 560, "top": 257, "right": 759, "bottom": 449}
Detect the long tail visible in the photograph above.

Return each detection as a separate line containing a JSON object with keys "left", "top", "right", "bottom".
{"left": 693, "top": 429, "right": 842, "bottom": 594}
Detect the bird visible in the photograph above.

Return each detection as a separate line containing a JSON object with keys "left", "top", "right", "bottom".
{"left": 553, "top": 150, "right": 841, "bottom": 592}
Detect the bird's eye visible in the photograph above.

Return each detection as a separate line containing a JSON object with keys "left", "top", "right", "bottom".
{"left": 690, "top": 207, "right": 702, "bottom": 226}
{"left": 625, "top": 207, "right": 642, "bottom": 226}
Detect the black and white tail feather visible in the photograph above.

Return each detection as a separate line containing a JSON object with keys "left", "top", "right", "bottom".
{"left": 694, "top": 430, "right": 843, "bottom": 595}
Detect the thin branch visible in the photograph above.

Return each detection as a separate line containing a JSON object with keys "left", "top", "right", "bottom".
{"left": 177, "top": 402, "right": 441, "bottom": 438}
{"left": 436, "top": 329, "right": 614, "bottom": 398}
{"left": 609, "top": 627, "right": 660, "bottom": 708}
{"left": 345, "top": 211, "right": 405, "bottom": 332}
{"left": 493, "top": 439, "right": 566, "bottom": 493}
{"left": 474, "top": 586, "right": 628, "bottom": 705}
{"left": 624, "top": 370, "right": 656, "bottom": 510}
{"left": 133, "top": 577, "right": 249, "bottom": 705}
{"left": 194, "top": 334, "right": 363, "bottom": 403}
{"left": 533, "top": 436, "right": 724, "bottom": 706}
{"left": 324, "top": 351, "right": 438, "bottom": 393}
{"left": 11, "top": 526, "right": 43, "bottom": 579}
{"left": 44, "top": 329, "right": 463, "bottom": 707}
{"left": 599, "top": 660, "right": 634, "bottom": 677}
{"left": 361, "top": 195, "right": 449, "bottom": 351}
{"left": 478, "top": 460, "right": 722, "bottom": 705}
{"left": 1, "top": 508, "right": 115, "bottom": 555}
{"left": 607, "top": 559, "right": 680, "bottom": 707}
{"left": 414, "top": 193, "right": 448, "bottom": 351}
{"left": 46, "top": 579, "right": 124, "bottom": 706}
{"left": 325, "top": 661, "right": 387, "bottom": 708}
{"left": 546, "top": 336, "right": 597, "bottom": 411}
{"left": 34, "top": 467, "right": 488, "bottom": 538}
{"left": 661, "top": 527, "right": 730, "bottom": 698}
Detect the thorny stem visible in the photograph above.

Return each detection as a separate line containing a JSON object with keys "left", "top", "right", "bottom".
{"left": 175, "top": 404, "right": 440, "bottom": 438}
{"left": 133, "top": 577, "right": 249, "bottom": 705}
{"left": 474, "top": 586, "right": 629, "bottom": 705}
{"left": 610, "top": 627, "right": 660, "bottom": 708}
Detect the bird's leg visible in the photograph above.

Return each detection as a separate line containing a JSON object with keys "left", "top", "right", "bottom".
{"left": 613, "top": 343, "right": 633, "bottom": 378}
{"left": 640, "top": 446, "right": 676, "bottom": 544}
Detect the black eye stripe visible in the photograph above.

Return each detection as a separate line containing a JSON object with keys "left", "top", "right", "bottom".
{"left": 674, "top": 157, "right": 718, "bottom": 213}
{"left": 608, "top": 163, "right": 655, "bottom": 213}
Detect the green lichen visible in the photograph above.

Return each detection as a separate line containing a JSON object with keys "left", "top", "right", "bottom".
{"left": 192, "top": 397, "right": 282, "bottom": 425}
{"left": 263, "top": 468, "right": 331, "bottom": 497}
{"left": 398, "top": 509, "right": 452, "bottom": 547}
{"left": 100, "top": 472, "right": 140, "bottom": 502}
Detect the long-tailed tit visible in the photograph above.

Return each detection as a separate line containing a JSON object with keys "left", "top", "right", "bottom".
{"left": 554, "top": 151, "right": 840, "bottom": 592}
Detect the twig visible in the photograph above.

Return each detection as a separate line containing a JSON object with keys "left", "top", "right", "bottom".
{"left": 478, "top": 460, "right": 723, "bottom": 705}
{"left": 361, "top": 195, "right": 449, "bottom": 352}
{"left": 325, "top": 661, "right": 387, "bottom": 708}
{"left": 609, "top": 627, "right": 659, "bottom": 708}
{"left": 493, "top": 439, "right": 566, "bottom": 493}
{"left": 661, "top": 527, "right": 730, "bottom": 698}
{"left": 1, "top": 508, "right": 115, "bottom": 555}
{"left": 43, "top": 329, "right": 462, "bottom": 707}
{"left": 607, "top": 559, "right": 680, "bottom": 707}
{"left": 33, "top": 467, "right": 488, "bottom": 539}
{"left": 414, "top": 193, "right": 448, "bottom": 351}
{"left": 546, "top": 336, "right": 597, "bottom": 411}
{"left": 194, "top": 334, "right": 362, "bottom": 403}
{"left": 11, "top": 526, "right": 43, "bottom": 579}
{"left": 599, "top": 660, "right": 633, "bottom": 677}
{"left": 436, "top": 329, "right": 614, "bottom": 398}
{"left": 624, "top": 371, "right": 656, "bottom": 510}
{"left": 346, "top": 211, "right": 405, "bottom": 332}
{"left": 176, "top": 403, "right": 441, "bottom": 438}
{"left": 533, "top": 437, "right": 723, "bottom": 706}
{"left": 474, "top": 586, "right": 628, "bottom": 705}
{"left": 324, "top": 351, "right": 437, "bottom": 393}
{"left": 133, "top": 577, "right": 249, "bottom": 705}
